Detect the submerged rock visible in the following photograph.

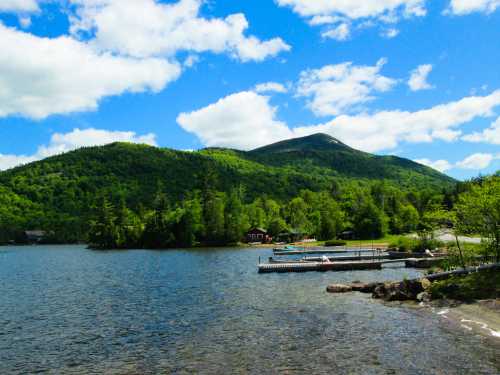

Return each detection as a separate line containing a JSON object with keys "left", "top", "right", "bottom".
{"left": 350, "top": 282, "right": 379, "bottom": 293}
{"left": 326, "top": 284, "right": 353, "bottom": 293}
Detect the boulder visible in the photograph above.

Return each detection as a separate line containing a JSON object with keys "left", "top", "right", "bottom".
{"left": 350, "top": 282, "right": 380, "bottom": 293}
{"left": 417, "top": 291, "right": 431, "bottom": 302}
{"left": 326, "top": 284, "right": 353, "bottom": 293}
{"left": 372, "top": 279, "right": 424, "bottom": 301}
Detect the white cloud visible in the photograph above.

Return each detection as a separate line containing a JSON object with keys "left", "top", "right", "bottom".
{"left": 415, "top": 152, "right": 500, "bottom": 172}
{"left": 0, "top": 0, "right": 39, "bottom": 12}
{"left": 276, "top": 0, "right": 426, "bottom": 20}
{"left": 177, "top": 89, "right": 500, "bottom": 152}
{"left": 294, "top": 90, "right": 500, "bottom": 152}
{"left": 177, "top": 91, "right": 293, "bottom": 150}
{"left": 276, "top": 0, "right": 426, "bottom": 38}
{"left": 381, "top": 28, "right": 399, "bottom": 38}
{"left": 0, "top": 22, "right": 181, "bottom": 119}
{"left": 297, "top": 58, "right": 397, "bottom": 117}
{"left": 0, "top": 128, "right": 157, "bottom": 170}
{"left": 70, "top": 0, "right": 290, "bottom": 62}
{"left": 322, "top": 23, "right": 350, "bottom": 40}
{"left": 408, "top": 64, "right": 434, "bottom": 91}
{"left": 415, "top": 158, "right": 453, "bottom": 172}
{"left": 254, "top": 82, "right": 288, "bottom": 94}
{"left": 462, "top": 117, "right": 500, "bottom": 144}
{"left": 456, "top": 153, "right": 497, "bottom": 169}
{"left": 447, "top": 0, "right": 500, "bottom": 15}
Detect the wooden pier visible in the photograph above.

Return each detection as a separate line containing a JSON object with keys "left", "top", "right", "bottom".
{"left": 258, "top": 256, "right": 445, "bottom": 273}
{"left": 302, "top": 254, "right": 389, "bottom": 262}
{"left": 273, "top": 248, "right": 383, "bottom": 256}
{"left": 258, "top": 260, "right": 382, "bottom": 273}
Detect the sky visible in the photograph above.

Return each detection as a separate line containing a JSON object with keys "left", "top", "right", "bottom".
{"left": 0, "top": 0, "right": 499, "bottom": 180}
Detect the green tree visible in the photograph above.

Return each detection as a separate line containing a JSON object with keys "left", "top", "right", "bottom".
{"left": 88, "top": 196, "right": 119, "bottom": 249}
{"left": 353, "top": 200, "right": 388, "bottom": 239}
{"left": 455, "top": 176, "right": 500, "bottom": 261}
{"left": 224, "top": 189, "right": 248, "bottom": 243}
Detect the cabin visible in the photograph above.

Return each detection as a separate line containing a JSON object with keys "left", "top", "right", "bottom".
{"left": 276, "top": 230, "right": 304, "bottom": 244}
{"left": 24, "top": 230, "right": 46, "bottom": 244}
{"left": 246, "top": 228, "right": 272, "bottom": 243}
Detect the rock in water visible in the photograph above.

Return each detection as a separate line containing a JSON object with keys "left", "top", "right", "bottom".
{"left": 350, "top": 282, "right": 380, "bottom": 293}
{"left": 372, "top": 280, "right": 424, "bottom": 301}
{"left": 417, "top": 291, "right": 431, "bottom": 302}
{"left": 326, "top": 284, "right": 353, "bottom": 293}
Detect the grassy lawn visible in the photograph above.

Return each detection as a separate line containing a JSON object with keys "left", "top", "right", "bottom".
{"left": 298, "top": 234, "right": 408, "bottom": 248}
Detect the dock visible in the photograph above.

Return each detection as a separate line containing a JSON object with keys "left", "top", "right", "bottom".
{"left": 273, "top": 248, "right": 384, "bottom": 256}
{"left": 258, "top": 260, "right": 383, "bottom": 273}
{"left": 258, "top": 257, "right": 445, "bottom": 273}
{"left": 302, "top": 254, "right": 390, "bottom": 262}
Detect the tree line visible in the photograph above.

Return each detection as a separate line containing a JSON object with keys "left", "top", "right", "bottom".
{"left": 87, "top": 176, "right": 455, "bottom": 249}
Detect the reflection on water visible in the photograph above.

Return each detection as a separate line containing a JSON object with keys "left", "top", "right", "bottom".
{"left": 0, "top": 245, "right": 498, "bottom": 374}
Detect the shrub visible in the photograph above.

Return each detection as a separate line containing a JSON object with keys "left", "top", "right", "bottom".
{"left": 388, "top": 237, "right": 414, "bottom": 252}
{"left": 411, "top": 237, "right": 445, "bottom": 253}
{"left": 428, "top": 270, "right": 500, "bottom": 301}
{"left": 325, "top": 240, "right": 347, "bottom": 247}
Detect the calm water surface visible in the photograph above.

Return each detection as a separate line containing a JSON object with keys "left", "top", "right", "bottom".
{"left": 0, "top": 245, "right": 499, "bottom": 374}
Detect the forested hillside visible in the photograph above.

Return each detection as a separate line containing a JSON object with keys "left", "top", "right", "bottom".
{"left": 0, "top": 133, "right": 458, "bottom": 246}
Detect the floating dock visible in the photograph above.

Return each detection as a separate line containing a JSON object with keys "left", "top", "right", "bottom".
{"left": 273, "top": 248, "right": 383, "bottom": 256}
{"left": 302, "top": 254, "right": 390, "bottom": 262}
{"left": 258, "top": 260, "right": 383, "bottom": 273}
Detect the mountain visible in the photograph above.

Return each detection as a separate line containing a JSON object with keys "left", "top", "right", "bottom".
{"left": 248, "top": 133, "right": 452, "bottom": 183}
{"left": 0, "top": 133, "right": 455, "bottom": 242}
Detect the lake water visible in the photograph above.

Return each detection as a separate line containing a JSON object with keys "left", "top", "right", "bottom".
{"left": 0, "top": 245, "right": 499, "bottom": 374}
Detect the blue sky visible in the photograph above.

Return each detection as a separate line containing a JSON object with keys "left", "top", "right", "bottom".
{"left": 0, "top": 0, "right": 499, "bottom": 179}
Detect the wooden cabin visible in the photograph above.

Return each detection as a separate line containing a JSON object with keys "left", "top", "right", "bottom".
{"left": 24, "top": 230, "right": 46, "bottom": 243}
{"left": 246, "top": 228, "right": 272, "bottom": 243}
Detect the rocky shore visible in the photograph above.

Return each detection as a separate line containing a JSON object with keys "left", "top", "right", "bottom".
{"left": 326, "top": 278, "right": 431, "bottom": 302}
{"left": 326, "top": 263, "right": 500, "bottom": 302}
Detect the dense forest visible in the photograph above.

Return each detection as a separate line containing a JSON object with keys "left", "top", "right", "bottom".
{"left": 0, "top": 133, "right": 466, "bottom": 247}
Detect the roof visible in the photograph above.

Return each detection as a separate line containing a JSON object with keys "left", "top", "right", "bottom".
{"left": 25, "top": 230, "right": 46, "bottom": 236}
{"left": 247, "top": 227, "right": 267, "bottom": 233}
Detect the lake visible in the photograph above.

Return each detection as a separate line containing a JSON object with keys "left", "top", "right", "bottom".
{"left": 0, "top": 245, "right": 499, "bottom": 374}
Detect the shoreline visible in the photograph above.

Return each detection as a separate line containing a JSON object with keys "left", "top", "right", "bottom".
{"left": 430, "top": 299, "right": 500, "bottom": 340}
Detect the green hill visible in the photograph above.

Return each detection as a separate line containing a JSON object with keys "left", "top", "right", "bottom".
{"left": 0, "top": 133, "right": 455, "bottom": 243}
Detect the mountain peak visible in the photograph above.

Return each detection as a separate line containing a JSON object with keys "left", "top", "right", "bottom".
{"left": 250, "top": 133, "right": 350, "bottom": 154}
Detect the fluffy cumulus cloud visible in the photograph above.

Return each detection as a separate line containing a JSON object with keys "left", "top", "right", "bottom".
{"left": 294, "top": 90, "right": 500, "bottom": 152}
{"left": 254, "top": 82, "right": 288, "bottom": 94}
{"left": 69, "top": 0, "right": 290, "bottom": 62}
{"left": 414, "top": 158, "right": 453, "bottom": 172}
{"left": 0, "top": 128, "right": 157, "bottom": 170}
{"left": 456, "top": 153, "right": 499, "bottom": 169}
{"left": 275, "top": 0, "right": 426, "bottom": 20}
{"left": 0, "top": 0, "right": 289, "bottom": 119}
{"left": 462, "top": 116, "right": 500, "bottom": 144}
{"left": 0, "top": 0, "right": 39, "bottom": 12}
{"left": 177, "top": 91, "right": 293, "bottom": 150}
{"left": 297, "top": 58, "right": 396, "bottom": 117}
{"left": 408, "top": 64, "right": 434, "bottom": 91}
{"left": 276, "top": 0, "right": 426, "bottom": 39}
{"left": 416, "top": 152, "right": 500, "bottom": 172}
{"left": 178, "top": 89, "right": 500, "bottom": 152}
{"left": 447, "top": 0, "right": 500, "bottom": 15}
{"left": 322, "top": 23, "right": 350, "bottom": 41}
{"left": 0, "top": 23, "right": 181, "bottom": 119}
